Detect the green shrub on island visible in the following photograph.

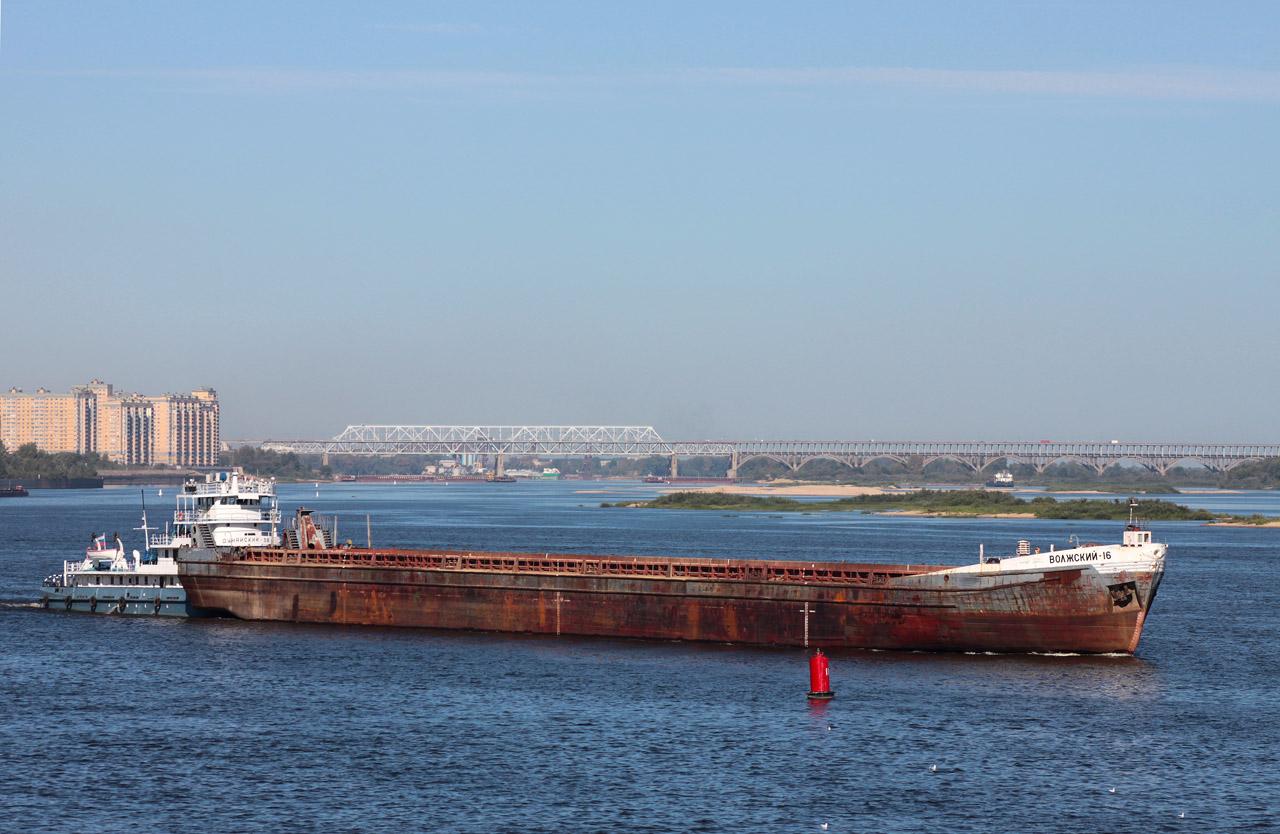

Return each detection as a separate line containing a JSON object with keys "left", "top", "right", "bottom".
{"left": 635, "top": 492, "right": 806, "bottom": 511}
{"left": 824, "top": 489, "right": 1028, "bottom": 510}
{"left": 1027, "top": 497, "right": 1214, "bottom": 521}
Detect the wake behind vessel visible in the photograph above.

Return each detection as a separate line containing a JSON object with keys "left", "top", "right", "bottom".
{"left": 40, "top": 472, "right": 280, "bottom": 616}
{"left": 178, "top": 504, "right": 1167, "bottom": 654}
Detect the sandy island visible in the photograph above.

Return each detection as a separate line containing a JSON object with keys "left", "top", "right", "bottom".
{"left": 575, "top": 482, "right": 1246, "bottom": 498}
{"left": 571, "top": 483, "right": 1275, "bottom": 526}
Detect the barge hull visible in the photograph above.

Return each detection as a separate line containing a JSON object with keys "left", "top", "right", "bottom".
{"left": 180, "top": 547, "right": 1162, "bottom": 653}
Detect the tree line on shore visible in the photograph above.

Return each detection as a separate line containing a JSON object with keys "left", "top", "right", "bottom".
{"left": 0, "top": 442, "right": 118, "bottom": 480}
{"left": 9, "top": 439, "right": 1280, "bottom": 492}
{"left": 214, "top": 449, "right": 1280, "bottom": 489}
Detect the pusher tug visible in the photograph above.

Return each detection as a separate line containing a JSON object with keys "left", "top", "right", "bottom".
{"left": 40, "top": 472, "right": 280, "bottom": 617}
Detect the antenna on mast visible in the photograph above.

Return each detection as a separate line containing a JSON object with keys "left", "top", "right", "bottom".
{"left": 135, "top": 488, "right": 153, "bottom": 554}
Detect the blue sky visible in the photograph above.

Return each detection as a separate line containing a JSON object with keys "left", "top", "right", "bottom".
{"left": 2, "top": 2, "right": 1278, "bottom": 441}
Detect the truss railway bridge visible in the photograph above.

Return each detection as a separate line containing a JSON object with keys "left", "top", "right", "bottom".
{"left": 226, "top": 426, "right": 1280, "bottom": 479}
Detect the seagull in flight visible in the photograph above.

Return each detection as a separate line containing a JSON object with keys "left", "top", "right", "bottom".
{"left": 1108, "top": 788, "right": 1116, "bottom": 794}
{"left": 929, "top": 765, "right": 938, "bottom": 772}
{"left": 821, "top": 825, "right": 829, "bottom": 830}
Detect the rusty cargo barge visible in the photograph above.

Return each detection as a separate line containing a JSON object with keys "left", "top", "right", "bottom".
{"left": 178, "top": 509, "right": 1167, "bottom": 654}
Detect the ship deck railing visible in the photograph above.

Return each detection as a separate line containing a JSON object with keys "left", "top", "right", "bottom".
{"left": 233, "top": 547, "right": 939, "bottom": 584}
{"left": 283, "top": 513, "right": 336, "bottom": 532}
{"left": 173, "top": 508, "right": 281, "bottom": 526}
{"left": 63, "top": 561, "right": 168, "bottom": 575}
{"left": 63, "top": 558, "right": 127, "bottom": 572}
{"left": 185, "top": 479, "right": 276, "bottom": 497}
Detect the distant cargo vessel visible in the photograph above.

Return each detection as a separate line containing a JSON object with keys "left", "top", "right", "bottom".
{"left": 179, "top": 506, "right": 1166, "bottom": 654}
{"left": 986, "top": 470, "right": 1015, "bottom": 488}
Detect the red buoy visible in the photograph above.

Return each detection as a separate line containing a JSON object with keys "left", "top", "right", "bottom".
{"left": 807, "top": 649, "right": 834, "bottom": 700}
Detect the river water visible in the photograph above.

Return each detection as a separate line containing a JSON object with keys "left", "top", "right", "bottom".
{"left": 1, "top": 482, "right": 1276, "bottom": 833}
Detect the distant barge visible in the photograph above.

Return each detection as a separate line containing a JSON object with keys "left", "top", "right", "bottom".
{"left": 179, "top": 509, "right": 1166, "bottom": 654}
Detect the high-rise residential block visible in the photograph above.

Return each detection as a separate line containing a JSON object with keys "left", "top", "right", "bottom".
{"left": 0, "top": 380, "right": 219, "bottom": 467}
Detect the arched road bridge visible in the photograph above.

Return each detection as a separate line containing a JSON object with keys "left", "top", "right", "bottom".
{"left": 226, "top": 426, "right": 1280, "bottom": 478}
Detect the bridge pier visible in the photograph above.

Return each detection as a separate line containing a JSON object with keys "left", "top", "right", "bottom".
{"left": 496, "top": 453, "right": 505, "bottom": 477}
{"left": 322, "top": 452, "right": 329, "bottom": 468}
{"left": 670, "top": 454, "right": 679, "bottom": 479}
{"left": 727, "top": 450, "right": 739, "bottom": 480}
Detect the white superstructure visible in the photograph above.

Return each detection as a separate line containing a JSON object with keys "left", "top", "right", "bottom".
{"left": 161, "top": 471, "right": 281, "bottom": 551}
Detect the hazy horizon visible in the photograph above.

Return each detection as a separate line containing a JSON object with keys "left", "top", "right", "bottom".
{"left": 3, "top": 3, "right": 1277, "bottom": 442}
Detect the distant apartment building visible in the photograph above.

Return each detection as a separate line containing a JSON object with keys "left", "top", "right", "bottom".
{"left": 0, "top": 380, "right": 219, "bottom": 467}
